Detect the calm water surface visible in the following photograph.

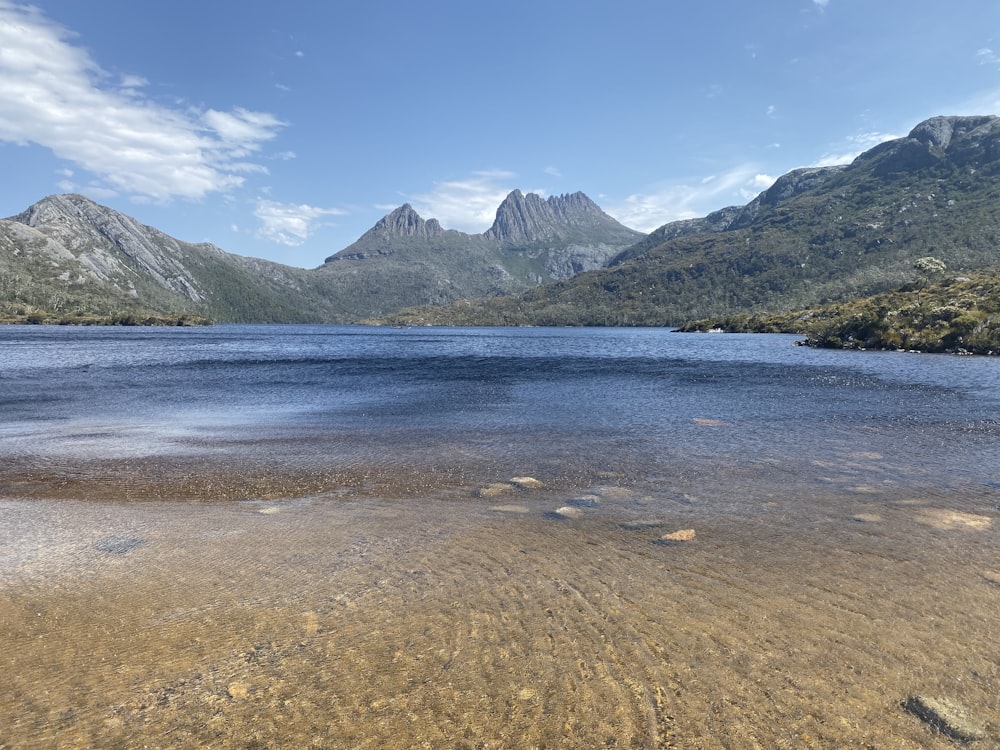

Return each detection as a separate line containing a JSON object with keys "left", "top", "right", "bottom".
{"left": 1, "top": 325, "right": 999, "bottom": 748}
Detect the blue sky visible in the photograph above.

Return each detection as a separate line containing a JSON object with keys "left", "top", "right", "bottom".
{"left": 2, "top": 0, "right": 999, "bottom": 268}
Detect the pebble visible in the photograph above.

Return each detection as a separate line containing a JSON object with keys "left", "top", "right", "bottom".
{"left": 475, "top": 483, "right": 514, "bottom": 498}
{"left": 903, "top": 695, "right": 988, "bottom": 742}
{"left": 510, "top": 476, "right": 545, "bottom": 489}
{"left": 660, "top": 529, "right": 696, "bottom": 542}
{"left": 554, "top": 506, "right": 583, "bottom": 519}
{"left": 227, "top": 681, "right": 250, "bottom": 701}
{"left": 851, "top": 513, "right": 882, "bottom": 523}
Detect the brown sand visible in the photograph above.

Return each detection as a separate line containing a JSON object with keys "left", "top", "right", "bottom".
{"left": 1, "top": 460, "right": 999, "bottom": 749}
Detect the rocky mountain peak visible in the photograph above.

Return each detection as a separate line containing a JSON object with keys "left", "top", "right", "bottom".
{"left": 484, "top": 190, "right": 631, "bottom": 244}
{"left": 907, "top": 115, "right": 1000, "bottom": 152}
{"left": 371, "top": 204, "right": 443, "bottom": 240}
{"left": 324, "top": 203, "right": 445, "bottom": 262}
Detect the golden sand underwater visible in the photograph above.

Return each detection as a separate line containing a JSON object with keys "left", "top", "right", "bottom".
{"left": 2, "top": 449, "right": 998, "bottom": 749}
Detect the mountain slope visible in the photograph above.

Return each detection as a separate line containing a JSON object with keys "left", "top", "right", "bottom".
{"left": 0, "top": 190, "right": 640, "bottom": 323}
{"left": 310, "top": 191, "right": 643, "bottom": 319}
{"left": 381, "top": 115, "right": 1000, "bottom": 326}
{"left": 1, "top": 194, "right": 339, "bottom": 323}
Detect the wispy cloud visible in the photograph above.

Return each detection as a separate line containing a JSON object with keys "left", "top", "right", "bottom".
{"left": 407, "top": 170, "right": 540, "bottom": 232}
{"left": 977, "top": 47, "right": 1000, "bottom": 66}
{"left": 254, "top": 199, "right": 346, "bottom": 246}
{"left": 606, "top": 166, "right": 774, "bottom": 232}
{"left": 0, "top": 1, "right": 286, "bottom": 202}
{"left": 813, "top": 129, "right": 899, "bottom": 167}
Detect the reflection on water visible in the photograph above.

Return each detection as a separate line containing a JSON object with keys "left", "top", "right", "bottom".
{"left": 1, "top": 326, "right": 999, "bottom": 748}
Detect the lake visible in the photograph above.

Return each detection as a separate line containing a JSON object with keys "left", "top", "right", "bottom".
{"left": 1, "top": 325, "right": 998, "bottom": 748}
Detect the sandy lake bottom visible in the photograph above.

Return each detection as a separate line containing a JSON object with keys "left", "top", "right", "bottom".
{"left": 1, "top": 450, "right": 998, "bottom": 750}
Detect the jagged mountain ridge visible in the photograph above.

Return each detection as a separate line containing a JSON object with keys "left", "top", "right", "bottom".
{"left": 382, "top": 115, "right": 1000, "bottom": 326}
{"left": 312, "top": 190, "right": 643, "bottom": 317}
{"left": 326, "top": 190, "right": 641, "bottom": 268}
{"left": 0, "top": 189, "right": 642, "bottom": 323}
{"left": 8, "top": 115, "right": 1000, "bottom": 326}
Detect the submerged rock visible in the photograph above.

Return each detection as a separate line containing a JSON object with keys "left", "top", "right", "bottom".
{"left": 851, "top": 512, "right": 882, "bottom": 523}
{"left": 489, "top": 504, "right": 531, "bottom": 514}
{"left": 916, "top": 509, "right": 991, "bottom": 530}
{"left": 475, "top": 483, "right": 514, "bottom": 498}
{"left": 510, "top": 476, "right": 545, "bottom": 489}
{"left": 544, "top": 506, "right": 583, "bottom": 520}
{"left": 566, "top": 494, "right": 601, "bottom": 508}
{"left": 660, "top": 529, "right": 696, "bottom": 542}
{"left": 903, "top": 695, "right": 988, "bottom": 742}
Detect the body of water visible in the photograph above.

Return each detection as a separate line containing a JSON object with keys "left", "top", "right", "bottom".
{"left": 1, "top": 325, "right": 998, "bottom": 748}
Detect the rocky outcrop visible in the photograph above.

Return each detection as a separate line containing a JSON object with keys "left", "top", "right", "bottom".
{"left": 854, "top": 114, "right": 1000, "bottom": 175}
{"left": 327, "top": 204, "right": 446, "bottom": 261}
{"left": 484, "top": 190, "right": 635, "bottom": 244}
{"left": 10, "top": 194, "right": 210, "bottom": 302}
{"left": 324, "top": 190, "right": 642, "bottom": 292}
{"left": 908, "top": 114, "right": 1000, "bottom": 152}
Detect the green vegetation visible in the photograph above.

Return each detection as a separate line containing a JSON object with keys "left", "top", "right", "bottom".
{"left": 8, "top": 118, "right": 1000, "bottom": 338}
{"left": 676, "top": 269, "right": 1000, "bottom": 355}
{"left": 378, "top": 122, "right": 1000, "bottom": 333}
{"left": 0, "top": 304, "right": 212, "bottom": 326}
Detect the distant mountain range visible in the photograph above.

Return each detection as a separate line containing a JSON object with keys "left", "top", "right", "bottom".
{"left": 4, "top": 115, "right": 1000, "bottom": 326}
{"left": 383, "top": 115, "right": 1000, "bottom": 326}
{"left": 0, "top": 189, "right": 640, "bottom": 323}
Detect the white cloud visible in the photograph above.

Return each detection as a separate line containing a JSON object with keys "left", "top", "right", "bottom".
{"left": 544, "top": 166, "right": 562, "bottom": 178}
{"left": 254, "top": 199, "right": 346, "bottom": 246}
{"left": 813, "top": 0, "right": 830, "bottom": 7}
{"left": 813, "top": 130, "right": 899, "bottom": 167}
{"left": 0, "top": 2, "right": 286, "bottom": 202}
{"left": 977, "top": 48, "right": 1000, "bottom": 66}
{"left": 407, "top": 170, "right": 539, "bottom": 232}
{"left": 607, "top": 166, "right": 772, "bottom": 232}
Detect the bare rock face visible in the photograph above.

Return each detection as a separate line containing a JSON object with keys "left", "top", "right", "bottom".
{"left": 364, "top": 204, "right": 444, "bottom": 242}
{"left": 331, "top": 205, "right": 445, "bottom": 260}
{"left": 10, "top": 193, "right": 209, "bottom": 302}
{"left": 484, "top": 190, "right": 633, "bottom": 245}
{"left": 908, "top": 114, "right": 1000, "bottom": 152}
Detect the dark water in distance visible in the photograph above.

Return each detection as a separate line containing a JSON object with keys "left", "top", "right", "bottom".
{"left": 2, "top": 323, "right": 999, "bottom": 491}
{"left": 3, "top": 325, "right": 1000, "bottom": 748}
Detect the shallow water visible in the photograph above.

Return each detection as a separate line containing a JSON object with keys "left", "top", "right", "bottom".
{"left": 1, "top": 325, "right": 999, "bottom": 748}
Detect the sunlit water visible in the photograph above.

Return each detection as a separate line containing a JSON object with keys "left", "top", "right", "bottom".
{"left": 1, "top": 325, "right": 998, "bottom": 748}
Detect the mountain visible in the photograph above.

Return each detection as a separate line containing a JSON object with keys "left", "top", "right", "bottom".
{"left": 0, "top": 193, "right": 344, "bottom": 323}
{"left": 381, "top": 115, "right": 1000, "bottom": 327}
{"left": 311, "top": 190, "right": 643, "bottom": 320}
{"left": 0, "top": 190, "right": 640, "bottom": 323}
